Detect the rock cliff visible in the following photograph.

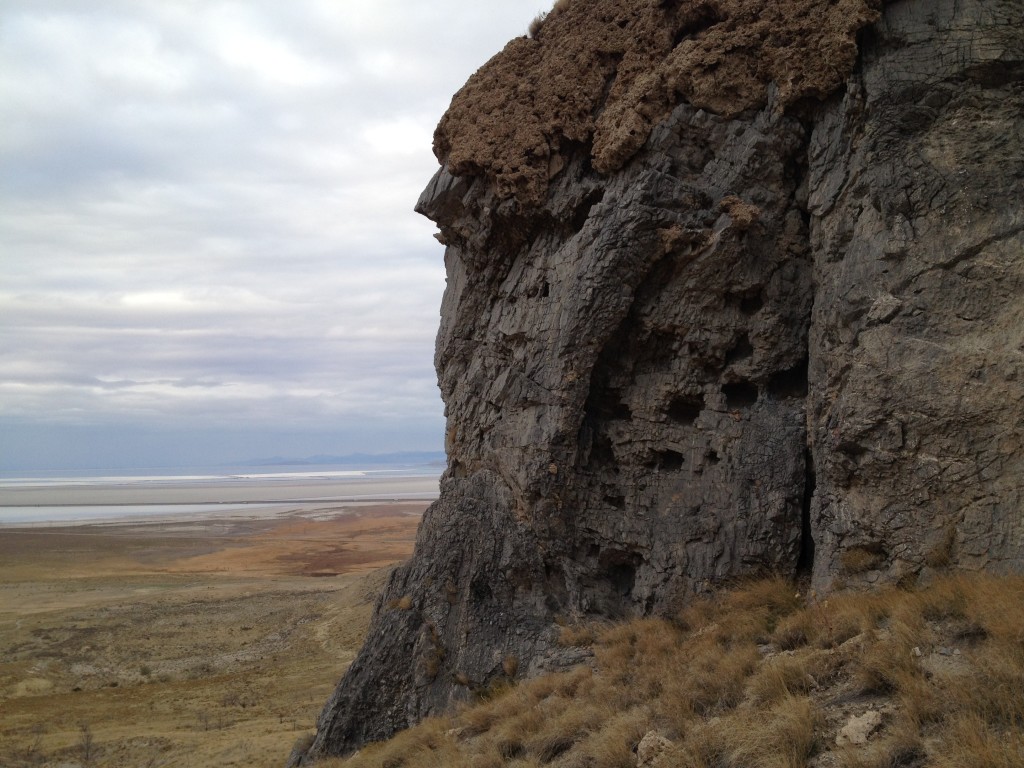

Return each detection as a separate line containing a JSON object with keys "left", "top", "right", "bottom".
{"left": 308, "top": 0, "right": 1023, "bottom": 757}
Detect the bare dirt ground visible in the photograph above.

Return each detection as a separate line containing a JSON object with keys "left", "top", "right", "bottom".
{"left": 0, "top": 503, "right": 424, "bottom": 768}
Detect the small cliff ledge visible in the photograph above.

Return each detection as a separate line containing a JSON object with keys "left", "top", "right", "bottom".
{"left": 308, "top": 0, "right": 1024, "bottom": 757}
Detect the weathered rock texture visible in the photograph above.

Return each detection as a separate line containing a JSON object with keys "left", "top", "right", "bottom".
{"left": 806, "top": 0, "right": 1024, "bottom": 588}
{"left": 309, "top": 0, "right": 1023, "bottom": 757}
{"left": 437, "top": 0, "right": 881, "bottom": 205}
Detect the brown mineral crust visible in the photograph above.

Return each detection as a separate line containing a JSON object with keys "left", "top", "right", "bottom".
{"left": 434, "top": 0, "right": 881, "bottom": 207}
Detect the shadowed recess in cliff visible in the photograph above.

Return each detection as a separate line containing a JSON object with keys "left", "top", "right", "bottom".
{"left": 434, "top": 0, "right": 881, "bottom": 205}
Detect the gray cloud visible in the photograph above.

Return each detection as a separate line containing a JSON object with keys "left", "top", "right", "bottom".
{"left": 0, "top": 0, "right": 548, "bottom": 469}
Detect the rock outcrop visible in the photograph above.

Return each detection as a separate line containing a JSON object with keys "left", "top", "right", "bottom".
{"left": 309, "top": 0, "right": 1023, "bottom": 757}
{"left": 806, "top": 0, "right": 1024, "bottom": 587}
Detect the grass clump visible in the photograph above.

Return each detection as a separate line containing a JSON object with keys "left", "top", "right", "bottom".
{"left": 527, "top": 0, "right": 573, "bottom": 39}
{"left": 388, "top": 594, "right": 414, "bottom": 611}
{"left": 840, "top": 546, "right": 884, "bottom": 574}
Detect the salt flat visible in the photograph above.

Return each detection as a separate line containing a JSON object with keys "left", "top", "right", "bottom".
{"left": 0, "top": 474, "right": 440, "bottom": 510}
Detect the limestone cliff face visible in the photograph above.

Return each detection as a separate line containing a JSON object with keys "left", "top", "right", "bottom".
{"left": 308, "top": 0, "right": 1023, "bottom": 756}
{"left": 806, "top": 1, "right": 1024, "bottom": 588}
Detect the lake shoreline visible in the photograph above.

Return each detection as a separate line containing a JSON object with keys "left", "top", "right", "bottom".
{"left": 0, "top": 468, "right": 440, "bottom": 525}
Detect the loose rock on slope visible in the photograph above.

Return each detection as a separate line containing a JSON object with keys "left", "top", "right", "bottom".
{"left": 308, "top": 0, "right": 1024, "bottom": 757}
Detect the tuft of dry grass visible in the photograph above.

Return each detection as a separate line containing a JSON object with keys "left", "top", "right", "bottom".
{"left": 840, "top": 546, "right": 884, "bottom": 574}
{"left": 389, "top": 594, "right": 414, "bottom": 611}
{"left": 557, "top": 621, "right": 598, "bottom": 647}
{"left": 673, "top": 694, "right": 818, "bottom": 768}
{"left": 745, "top": 653, "right": 816, "bottom": 705}
{"left": 527, "top": 12, "right": 546, "bottom": 38}
{"left": 527, "top": 0, "right": 573, "bottom": 39}
{"left": 501, "top": 655, "right": 519, "bottom": 678}
{"left": 924, "top": 525, "right": 958, "bottom": 568}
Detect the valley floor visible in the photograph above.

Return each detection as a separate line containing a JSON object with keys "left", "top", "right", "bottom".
{"left": 0, "top": 504, "right": 424, "bottom": 768}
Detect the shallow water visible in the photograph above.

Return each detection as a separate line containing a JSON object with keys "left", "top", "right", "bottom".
{"left": 0, "top": 464, "right": 441, "bottom": 524}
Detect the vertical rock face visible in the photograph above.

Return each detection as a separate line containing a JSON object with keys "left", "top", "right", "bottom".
{"left": 309, "top": 0, "right": 1023, "bottom": 757}
{"left": 808, "top": 0, "right": 1024, "bottom": 585}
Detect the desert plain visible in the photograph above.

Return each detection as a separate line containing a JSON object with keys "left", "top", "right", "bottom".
{"left": 0, "top": 501, "right": 426, "bottom": 768}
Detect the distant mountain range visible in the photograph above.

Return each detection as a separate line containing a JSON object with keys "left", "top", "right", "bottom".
{"left": 238, "top": 451, "right": 446, "bottom": 468}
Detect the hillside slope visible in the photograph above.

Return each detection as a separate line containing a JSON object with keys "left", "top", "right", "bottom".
{"left": 319, "top": 574, "right": 1024, "bottom": 768}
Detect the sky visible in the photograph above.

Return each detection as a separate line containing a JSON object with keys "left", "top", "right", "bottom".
{"left": 0, "top": 0, "right": 549, "bottom": 471}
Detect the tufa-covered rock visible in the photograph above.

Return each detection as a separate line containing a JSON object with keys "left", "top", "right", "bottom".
{"left": 436, "top": 0, "right": 881, "bottom": 206}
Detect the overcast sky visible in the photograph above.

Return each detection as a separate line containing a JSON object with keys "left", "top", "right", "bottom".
{"left": 0, "top": 0, "right": 549, "bottom": 471}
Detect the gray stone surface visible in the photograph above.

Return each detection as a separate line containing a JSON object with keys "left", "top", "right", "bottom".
{"left": 309, "top": 0, "right": 1024, "bottom": 757}
{"left": 807, "top": 0, "right": 1024, "bottom": 589}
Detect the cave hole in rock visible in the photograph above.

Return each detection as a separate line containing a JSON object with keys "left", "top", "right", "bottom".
{"left": 725, "top": 333, "right": 754, "bottom": 366}
{"left": 540, "top": 280, "right": 550, "bottom": 298}
{"left": 722, "top": 380, "right": 759, "bottom": 409}
{"left": 706, "top": 450, "right": 720, "bottom": 465}
{"left": 580, "top": 335, "right": 637, "bottom": 468}
{"left": 569, "top": 188, "right": 606, "bottom": 234}
{"left": 837, "top": 439, "right": 868, "bottom": 458}
{"left": 767, "top": 358, "right": 809, "bottom": 399}
{"left": 604, "top": 494, "right": 626, "bottom": 510}
{"left": 727, "top": 290, "right": 764, "bottom": 316}
{"left": 598, "top": 550, "right": 640, "bottom": 597}
{"left": 740, "top": 293, "right": 764, "bottom": 315}
{"left": 965, "top": 60, "right": 1024, "bottom": 88}
{"left": 585, "top": 431, "right": 616, "bottom": 468}
{"left": 608, "top": 396, "right": 632, "bottom": 421}
{"left": 470, "top": 578, "right": 493, "bottom": 602}
{"left": 581, "top": 387, "right": 626, "bottom": 423}
{"left": 646, "top": 449, "right": 685, "bottom": 471}
{"left": 667, "top": 394, "right": 703, "bottom": 425}
{"left": 608, "top": 563, "right": 636, "bottom": 596}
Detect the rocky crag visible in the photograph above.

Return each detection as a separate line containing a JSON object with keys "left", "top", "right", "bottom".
{"left": 308, "top": 0, "right": 1023, "bottom": 757}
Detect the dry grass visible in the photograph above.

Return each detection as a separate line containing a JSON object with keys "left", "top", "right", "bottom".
{"left": 745, "top": 653, "right": 816, "bottom": 705}
{"left": 931, "top": 714, "right": 1024, "bottom": 768}
{"left": 527, "top": 0, "right": 572, "bottom": 39}
{"left": 924, "top": 525, "right": 958, "bottom": 569}
{"left": 840, "top": 547, "right": 884, "bottom": 574}
{"left": 321, "top": 572, "right": 1024, "bottom": 768}
{"left": 389, "top": 594, "right": 414, "bottom": 611}
{"left": 557, "top": 621, "right": 599, "bottom": 647}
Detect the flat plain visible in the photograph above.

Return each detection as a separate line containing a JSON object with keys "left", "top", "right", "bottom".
{"left": 0, "top": 503, "right": 424, "bottom": 768}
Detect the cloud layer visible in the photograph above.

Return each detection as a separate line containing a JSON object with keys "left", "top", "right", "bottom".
{"left": 1, "top": 0, "right": 546, "bottom": 469}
